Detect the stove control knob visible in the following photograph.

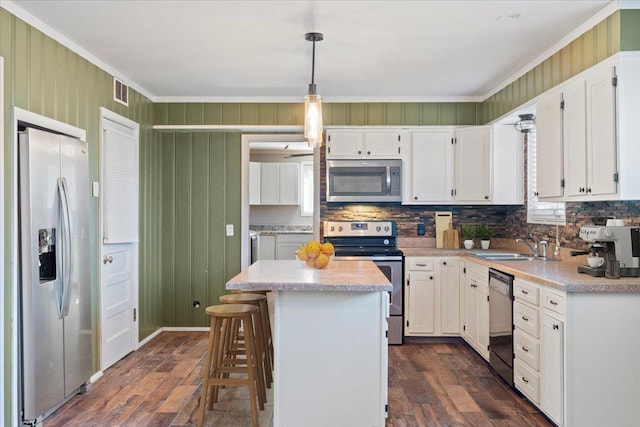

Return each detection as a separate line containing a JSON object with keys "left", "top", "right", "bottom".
{"left": 384, "top": 226, "right": 390, "bottom": 232}
{"left": 338, "top": 226, "right": 343, "bottom": 232}
{"left": 330, "top": 226, "right": 335, "bottom": 232}
{"left": 383, "top": 239, "right": 390, "bottom": 246}
{"left": 376, "top": 226, "right": 381, "bottom": 232}
{"left": 604, "top": 228, "right": 613, "bottom": 238}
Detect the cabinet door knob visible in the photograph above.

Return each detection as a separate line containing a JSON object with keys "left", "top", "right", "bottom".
{"left": 429, "top": 276, "right": 433, "bottom": 280}
{"left": 484, "top": 195, "right": 489, "bottom": 200}
{"left": 357, "top": 150, "right": 362, "bottom": 154}
{"left": 103, "top": 256, "right": 109, "bottom": 264}
{"left": 553, "top": 324, "right": 559, "bottom": 330}
{"left": 414, "top": 196, "right": 418, "bottom": 200}
{"left": 579, "top": 187, "right": 585, "bottom": 193}
{"left": 442, "top": 261, "right": 447, "bottom": 265}
{"left": 522, "top": 316, "right": 529, "bottom": 322}
{"left": 586, "top": 187, "right": 592, "bottom": 193}
{"left": 367, "top": 151, "right": 371, "bottom": 155}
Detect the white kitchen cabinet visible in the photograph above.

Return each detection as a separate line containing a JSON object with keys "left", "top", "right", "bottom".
{"left": 259, "top": 162, "right": 299, "bottom": 205}
{"left": 404, "top": 129, "right": 454, "bottom": 203}
{"left": 461, "top": 261, "right": 489, "bottom": 360}
{"left": 404, "top": 257, "right": 462, "bottom": 337}
{"left": 404, "top": 259, "right": 435, "bottom": 335}
{"left": 537, "top": 54, "right": 640, "bottom": 201}
{"left": 278, "top": 163, "right": 299, "bottom": 205}
{"left": 257, "top": 234, "right": 276, "bottom": 260}
{"left": 249, "top": 161, "right": 261, "bottom": 205}
{"left": 562, "top": 79, "right": 587, "bottom": 197}
{"left": 541, "top": 313, "right": 564, "bottom": 426}
{"left": 535, "top": 89, "right": 564, "bottom": 198}
{"left": 403, "top": 125, "right": 521, "bottom": 205}
{"left": 275, "top": 234, "right": 309, "bottom": 260}
{"left": 326, "top": 128, "right": 402, "bottom": 159}
{"left": 440, "top": 259, "right": 462, "bottom": 334}
{"left": 454, "top": 126, "right": 492, "bottom": 202}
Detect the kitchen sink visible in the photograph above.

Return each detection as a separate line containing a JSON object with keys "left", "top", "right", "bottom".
{"left": 472, "top": 252, "right": 538, "bottom": 261}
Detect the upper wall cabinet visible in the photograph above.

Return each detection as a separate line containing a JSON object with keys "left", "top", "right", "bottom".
{"left": 404, "top": 129, "right": 454, "bottom": 203}
{"left": 403, "top": 125, "right": 522, "bottom": 205}
{"left": 259, "top": 162, "right": 300, "bottom": 205}
{"left": 454, "top": 127, "right": 492, "bottom": 202}
{"left": 536, "top": 54, "right": 640, "bottom": 202}
{"left": 535, "top": 91, "right": 564, "bottom": 199}
{"left": 326, "top": 128, "right": 402, "bottom": 159}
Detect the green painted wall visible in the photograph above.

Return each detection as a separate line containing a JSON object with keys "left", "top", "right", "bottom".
{"left": 154, "top": 101, "right": 484, "bottom": 126}
{"left": 158, "top": 131, "right": 241, "bottom": 327}
{"left": 0, "top": 8, "right": 161, "bottom": 423}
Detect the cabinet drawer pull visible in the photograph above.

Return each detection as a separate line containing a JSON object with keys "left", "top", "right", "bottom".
{"left": 549, "top": 299, "right": 558, "bottom": 305}
{"left": 416, "top": 263, "right": 427, "bottom": 267}
{"left": 521, "top": 289, "right": 529, "bottom": 295}
{"left": 522, "top": 376, "right": 529, "bottom": 384}
{"left": 522, "top": 346, "right": 529, "bottom": 352}
{"left": 522, "top": 316, "right": 529, "bottom": 322}
{"left": 553, "top": 324, "right": 559, "bottom": 330}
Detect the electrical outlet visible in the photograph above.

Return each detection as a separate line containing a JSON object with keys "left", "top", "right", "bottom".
{"left": 417, "top": 223, "right": 425, "bottom": 235}
{"left": 92, "top": 182, "right": 100, "bottom": 197}
{"left": 226, "top": 224, "right": 234, "bottom": 236}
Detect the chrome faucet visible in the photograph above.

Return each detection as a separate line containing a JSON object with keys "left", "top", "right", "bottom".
{"left": 516, "top": 233, "right": 540, "bottom": 257}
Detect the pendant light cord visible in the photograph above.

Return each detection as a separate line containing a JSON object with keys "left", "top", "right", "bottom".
{"left": 311, "top": 40, "right": 316, "bottom": 86}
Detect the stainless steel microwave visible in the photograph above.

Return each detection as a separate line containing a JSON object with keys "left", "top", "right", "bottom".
{"left": 326, "top": 159, "right": 402, "bottom": 203}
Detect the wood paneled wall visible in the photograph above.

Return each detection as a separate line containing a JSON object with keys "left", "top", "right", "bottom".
{"left": 158, "top": 131, "right": 241, "bottom": 327}
{"left": 154, "top": 102, "right": 484, "bottom": 127}
{"left": 0, "top": 9, "right": 161, "bottom": 404}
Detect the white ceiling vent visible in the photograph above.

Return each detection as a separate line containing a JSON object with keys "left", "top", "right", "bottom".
{"left": 113, "top": 78, "right": 129, "bottom": 106}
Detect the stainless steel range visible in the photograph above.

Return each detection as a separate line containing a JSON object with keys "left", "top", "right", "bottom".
{"left": 323, "top": 220, "right": 404, "bottom": 344}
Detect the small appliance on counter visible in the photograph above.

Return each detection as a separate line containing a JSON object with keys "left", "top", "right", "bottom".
{"left": 578, "top": 225, "right": 640, "bottom": 278}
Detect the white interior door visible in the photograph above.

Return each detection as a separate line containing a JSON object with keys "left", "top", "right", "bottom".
{"left": 100, "top": 109, "right": 139, "bottom": 370}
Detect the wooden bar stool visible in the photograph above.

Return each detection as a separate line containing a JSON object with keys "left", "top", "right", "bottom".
{"left": 241, "top": 290, "right": 274, "bottom": 366}
{"left": 220, "top": 293, "right": 273, "bottom": 389}
{"left": 197, "top": 304, "right": 261, "bottom": 427}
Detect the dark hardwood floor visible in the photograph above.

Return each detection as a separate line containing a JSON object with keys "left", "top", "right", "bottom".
{"left": 44, "top": 332, "right": 551, "bottom": 426}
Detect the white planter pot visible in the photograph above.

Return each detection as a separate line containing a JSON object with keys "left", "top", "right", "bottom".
{"left": 481, "top": 240, "right": 490, "bottom": 250}
{"left": 463, "top": 240, "right": 474, "bottom": 250}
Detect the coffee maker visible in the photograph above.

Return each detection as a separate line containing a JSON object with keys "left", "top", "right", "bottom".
{"left": 578, "top": 225, "right": 640, "bottom": 278}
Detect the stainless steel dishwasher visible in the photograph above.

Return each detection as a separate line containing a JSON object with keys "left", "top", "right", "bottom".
{"left": 488, "top": 268, "right": 514, "bottom": 386}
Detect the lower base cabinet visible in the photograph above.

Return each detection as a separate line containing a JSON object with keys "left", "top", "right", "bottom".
{"left": 462, "top": 261, "right": 489, "bottom": 360}
{"left": 541, "top": 313, "right": 564, "bottom": 425}
{"left": 404, "top": 257, "right": 463, "bottom": 337}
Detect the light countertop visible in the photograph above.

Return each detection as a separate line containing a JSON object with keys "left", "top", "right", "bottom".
{"left": 226, "top": 260, "right": 392, "bottom": 292}
{"left": 400, "top": 247, "right": 640, "bottom": 293}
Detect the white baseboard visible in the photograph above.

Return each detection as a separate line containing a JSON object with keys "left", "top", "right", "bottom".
{"left": 89, "top": 370, "right": 104, "bottom": 384}
{"left": 137, "top": 327, "right": 163, "bottom": 349}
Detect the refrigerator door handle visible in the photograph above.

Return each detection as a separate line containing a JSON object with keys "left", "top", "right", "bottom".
{"left": 58, "top": 177, "right": 73, "bottom": 317}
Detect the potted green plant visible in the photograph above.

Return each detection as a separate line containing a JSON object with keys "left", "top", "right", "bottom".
{"left": 477, "top": 224, "right": 493, "bottom": 249}
{"left": 461, "top": 225, "right": 477, "bottom": 249}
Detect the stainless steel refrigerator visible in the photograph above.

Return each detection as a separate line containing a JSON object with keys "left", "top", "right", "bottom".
{"left": 19, "top": 127, "right": 92, "bottom": 423}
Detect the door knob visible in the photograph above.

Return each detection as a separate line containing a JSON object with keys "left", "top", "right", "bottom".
{"left": 108, "top": 256, "right": 113, "bottom": 263}
{"left": 103, "top": 256, "right": 108, "bottom": 264}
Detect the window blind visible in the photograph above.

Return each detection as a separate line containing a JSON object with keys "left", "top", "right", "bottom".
{"left": 527, "top": 130, "right": 566, "bottom": 225}
{"left": 103, "top": 125, "right": 139, "bottom": 243}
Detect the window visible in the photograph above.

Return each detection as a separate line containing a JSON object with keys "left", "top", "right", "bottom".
{"left": 300, "top": 162, "right": 314, "bottom": 216}
{"left": 527, "top": 130, "right": 566, "bottom": 225}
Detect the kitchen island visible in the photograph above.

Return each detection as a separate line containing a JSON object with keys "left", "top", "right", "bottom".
{"left": 226, "top": 260, "right": 392, "bottom": 427}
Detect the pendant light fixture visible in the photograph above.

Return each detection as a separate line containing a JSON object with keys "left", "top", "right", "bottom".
{"left": 514, "top": 113, "right": 536, "bottom": 133}
{"left": 304, "top": 32, "right": 324, "bottom": 148}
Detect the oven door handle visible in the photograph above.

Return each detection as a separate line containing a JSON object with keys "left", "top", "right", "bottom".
{"left": 333, "top": 255, "right": 403, "bottom": 262}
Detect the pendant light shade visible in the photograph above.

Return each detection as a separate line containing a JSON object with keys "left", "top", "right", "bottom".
{"left": 514, "top": 113, "right": 536, "bottom": 133}
{"left": 304, "top": 32, "right": 324, "bottom": 148}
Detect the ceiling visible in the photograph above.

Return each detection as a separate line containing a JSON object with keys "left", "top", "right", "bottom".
{"left": 7, "top": 0, "right": 612, "bottom": 102}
